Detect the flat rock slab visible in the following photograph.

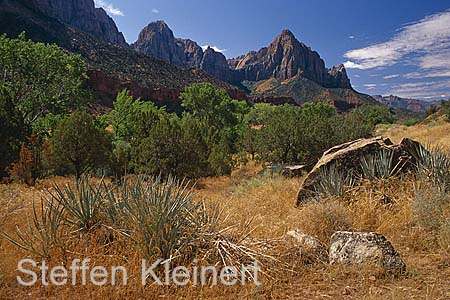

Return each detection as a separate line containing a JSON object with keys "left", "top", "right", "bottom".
{"left": 329, "top": 231, "right": 406, "bottom": 275}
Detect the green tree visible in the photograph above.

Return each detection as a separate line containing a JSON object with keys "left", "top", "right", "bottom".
{"left": 354, "top": 105, "right": 396, "bottom": 126}
{"left": 0, "top": 90, "right": 27, "bottom": 178}
{"left": 108, "top": 89, "right": 159, "bottom": 142}
{"left": 51, "top": 112, "right": 112, "bottom": 178}
{"left": 131, "top": 111, "right": 184, "bottom": 177}
{"left": 0, "top": 33, "right": 88, "bottom": 126}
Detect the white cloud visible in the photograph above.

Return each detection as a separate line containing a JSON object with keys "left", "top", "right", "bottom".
{"left": 383, "top": 74, "right": 400, "bottom": 79}
{"left": 348, "top": 35, "right": 355, "bottom": 39}
{"left": 388, "top": 79, "right": 450, "bottom": 99}
{"left": 152, "top": 9, "right": 160, "bottom": 14}
{"left": 94, "top": 0, "right": 124, "bottom": 16}
{"left": 363, "top": 83, "right": 378, "bottom": 90}
{"left": 201, "top": 45, "right": 227, "bottom": 53}
{"left": 344, "top": 10, "right": 450, "bottom": 72}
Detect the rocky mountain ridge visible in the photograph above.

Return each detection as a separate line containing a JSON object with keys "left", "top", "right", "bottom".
{"left": 30, "top": 0, "right": 127, "bottom": 46}
{"left": 372, "top": 95, "right": 439, "bottom": 113}
{"left": 133, "top": 21, "right": 351, "bottom": 89}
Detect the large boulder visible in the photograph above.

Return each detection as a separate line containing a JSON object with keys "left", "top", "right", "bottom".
{"left": 296, "top": 137, "right": 423, "bottom": 206}
{"left": 329, "top": 231, "right": 406, "bottom": 275}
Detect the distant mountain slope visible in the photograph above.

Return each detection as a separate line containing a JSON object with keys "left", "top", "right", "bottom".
{"left": 245, "top": 76, "right": 378, "bottom": 112}
{"left": 133, "top": 21, "right": 374, "bottom": 111}
{"left": 0, "top": 0, "right": 245, "bottom": 110}
{"left": 372, "top": 95, "right": 439, "bottom": 113}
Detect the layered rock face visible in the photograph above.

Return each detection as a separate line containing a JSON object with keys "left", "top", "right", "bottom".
{"left": 229, "top": 30, "right": 351, "bottom": 88}
{"left": 30, "top": 0, "right": 127, "bottom": 46}
{"left": 133, "top": 22, "right": 352, "bottom": 89}
{"left": 133, "top": 21, "right": 235, "bottom": 82}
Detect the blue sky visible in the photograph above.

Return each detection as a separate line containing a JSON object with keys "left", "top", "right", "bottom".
{"left": 94, "top": 0, "right": 450, "bottom": 100}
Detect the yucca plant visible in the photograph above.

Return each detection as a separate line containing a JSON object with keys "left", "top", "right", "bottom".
{"left": 415, "top": 145, "right": 450, "bottom": 192}
{"left": 360, "top": 149, "right": 400, "bottom": 180}
{"left": 49, "top": 177, "right": 104, "bottom": 232}
{"left": 1, "top": 197, "right": 65, "bottom": 259}
{"left": 315, "top": 163, "right": 354, "bottom": 198}
{"left": 374, "top": 149, "right": 396, "bottom": 179}
{"left": 120, "top": 175, "right": 207, "bottom": 260}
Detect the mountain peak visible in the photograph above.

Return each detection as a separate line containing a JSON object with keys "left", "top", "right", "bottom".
{"left": 279, "top": 29, "right": 296, "bottom": 38}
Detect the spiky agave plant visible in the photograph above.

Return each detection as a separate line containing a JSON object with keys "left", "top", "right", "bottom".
{"left": 316, "top": 163, "right": 354, "bottom": 198}
{"left": 119, "top": 175, "right": 209, "bottom": 260}
{"left": 1, "top": 196, "right": 65, "bottom": 259}
{"left": 415, "top": 145, "right": 450, "bottom": 192}
{"left": 49, "top": 176, "right": 104, "bottom": 232}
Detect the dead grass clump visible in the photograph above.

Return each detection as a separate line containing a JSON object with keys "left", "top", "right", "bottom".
{"left": 296, "top": 200, "right": 352, "bottom": 245}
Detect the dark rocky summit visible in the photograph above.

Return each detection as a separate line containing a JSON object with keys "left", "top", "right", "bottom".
{"left": 229, "top": 30, "right": 351, "bottom": 88}
{"left": 30, "top": 0, "right": 127, "bottom": 46}
{"left": 134, "top": 23, "right": 351, "bottom": 89}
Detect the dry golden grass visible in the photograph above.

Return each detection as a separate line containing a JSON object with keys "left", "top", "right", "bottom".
{"left": 377, "top": 117, "right": 450, "bottom": 147}
{"left": 1, "top": 124, "right": 450, "bottom": 299}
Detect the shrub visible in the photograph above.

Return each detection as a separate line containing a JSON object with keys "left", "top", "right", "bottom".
{"left": 51, "top": 111, "right": 113, "bottom": 178}
{"left": 9, "top": 132, "right": 41, "bottom": 185}
{"left": 0, "top": 89, "right": 27, "bottom": 179}
{"left": 360, "top": 149, "right": 398, "bottom": 180}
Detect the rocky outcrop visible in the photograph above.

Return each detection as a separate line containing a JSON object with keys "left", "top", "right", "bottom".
{"left": 329, "top": 231, "right": 406, "bottom": 275}
{"left": 296, "top": 137, "right": 423, "bottom": 206}
{"left": 30, "top": 0, "right": 127, "bottom": 46}
{"left": 133, "top": 21, "right": 235, "bottom": 81}
{"left": 132, "top": 20, "right": 186, "bottom": 66}
{"left": 229, "top": 30, "right": 352, "bottom": 89}
{"left": 176, "top": 38, "right": 204, "bottom": 67}
{"left": 200, "top": 47, "right": 235, "bottom": 83}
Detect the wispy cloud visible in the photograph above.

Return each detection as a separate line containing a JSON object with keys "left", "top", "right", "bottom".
{"left": 348, "top": 35, "right": 355, "bottom": 39}
{"left": 363, "top": 84, "right": 378, "bottom": 90}
{"left": 152, "top": 8, "right": 160, "bottom": 14}
{"left": 344, "top": 10, "right": 450, "bottom": 74}
{"left": 201, "top": 45, "right": 227, "bottom": 53}
{"left": 94, "top": 0, "right": 124, "bottom": 16}
{"left": 383, "top": 74, "right": 400, "bottom": 79}
{"left": 388, "top": 79, "right": 450, "bottom": 99}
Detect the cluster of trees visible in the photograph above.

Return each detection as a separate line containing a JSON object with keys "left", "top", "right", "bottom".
{"left": 1, "top": 33, "right": 395, "bottom": 183}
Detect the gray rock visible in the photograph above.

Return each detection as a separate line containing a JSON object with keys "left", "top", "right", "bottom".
{"left": 329, "top": 231, "right": 406, "bottom": 275}
{"left": 285, "top": 229, "right": 327, "bottom": 262}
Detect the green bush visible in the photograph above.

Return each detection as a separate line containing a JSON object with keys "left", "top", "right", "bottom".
{"left": 51, "top": 111, "right": 112, "bottom": 178}
{"left": 0, "top": 90, "right": 27, "bottom": 179}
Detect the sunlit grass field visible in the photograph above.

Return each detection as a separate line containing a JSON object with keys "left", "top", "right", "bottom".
{"left": 0, "top": 122, "right": 449, "bottom": 299}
